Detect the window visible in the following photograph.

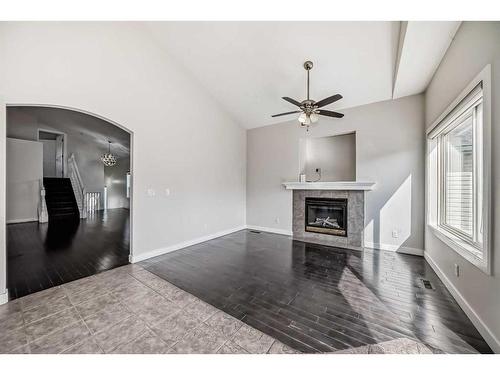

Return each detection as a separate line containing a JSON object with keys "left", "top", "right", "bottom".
{"left": 427, "top": 73, "right": 490, "bottom": 274}
{"left": 126, "top": 172, "right": 131, "bottom": 199}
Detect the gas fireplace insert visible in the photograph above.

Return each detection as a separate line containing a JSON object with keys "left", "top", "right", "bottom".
{"left": 305, "top": 197, "right": 347, "bottom": 237}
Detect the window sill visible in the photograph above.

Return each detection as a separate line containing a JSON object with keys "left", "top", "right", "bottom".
{"left": 428, "top": 224, "right": 490, "bottom": 275}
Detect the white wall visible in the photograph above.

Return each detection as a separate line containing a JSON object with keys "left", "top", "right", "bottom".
{"left": 424, "top": 21, "right": 500, "bottom": 352}
{"left": 0, "top": 22, "right": 247, "bottom": 296}
{"left": 6, "top": 138, "right": 43, "bottom": 223}
{"left": 300, "top": 133, "right": 356, "bottom": 181}
{"left": 247, "top": 95, "right": 425, "bottom": 253}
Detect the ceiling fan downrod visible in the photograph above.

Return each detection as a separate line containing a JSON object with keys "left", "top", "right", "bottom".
{"left": 304, "top": 60, "right": 313, "bottom": 101}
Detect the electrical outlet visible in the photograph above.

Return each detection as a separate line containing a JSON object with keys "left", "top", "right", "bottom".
{"left": 275, "top": 217, "right": 280, "bottom": 224}
{"left": 454, "top": 264, "right": 460, "bottom": 277}
{"left": 147, "top": 188, "right": 155, "bottom": 197}
{"left": 392, "top": 229, "right": 399, "bottom": 238}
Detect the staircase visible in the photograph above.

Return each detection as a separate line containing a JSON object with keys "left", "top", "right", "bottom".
{"left": 43, "top": 178, "right": 80, "bottom": 221}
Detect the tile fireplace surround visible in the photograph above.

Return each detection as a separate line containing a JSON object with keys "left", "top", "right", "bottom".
{"left": 284, "top": 182, "right": 375, "bottom": 250}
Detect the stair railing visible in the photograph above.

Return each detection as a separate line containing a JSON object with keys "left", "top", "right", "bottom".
{"left": 38, "top": 179, "right": 48, "bottom": 223}
{"left": 68, "top": 153, "right": 87, "bottom": 219}
{"left": 85, "top": 191, "right": 101, "bottom": 214}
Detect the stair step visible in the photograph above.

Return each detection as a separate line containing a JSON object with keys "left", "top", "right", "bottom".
{"left": 43, "top": 177, "right": 80, "bottom": 221}
{"left": 49, "top": 213, "right": 79, "bottom": 220}
{"left": 48, "top": 206, "right": 77, "bottom": 211}
{"left": 45, "top": 200, "right": 75, "bottom": 205}
{"left": 46, "top": 198, "right": 74, "bottom": 201}
{"left": 45, "top": 202, "right": 75, "bottom": 207}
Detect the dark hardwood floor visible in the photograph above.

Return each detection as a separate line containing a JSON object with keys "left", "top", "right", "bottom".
{"left": 141, "top": 229, "right": 492, "bottom": 354}
{"left": 7, "top": 208, "right": 130, "bottom": 300}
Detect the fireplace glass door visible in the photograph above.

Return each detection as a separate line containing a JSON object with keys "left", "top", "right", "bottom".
{"left": 305, "top": 198, "right": 347, "bottom": 236}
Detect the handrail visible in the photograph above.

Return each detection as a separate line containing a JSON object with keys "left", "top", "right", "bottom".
{"left": 68, "top": 153, "right": 87, "bottom": 219}
{"left": 68, "top": 153, "right": 85, "bottom": 192}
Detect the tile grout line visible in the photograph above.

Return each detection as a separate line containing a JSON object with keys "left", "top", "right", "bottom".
{"left": 98, "top": 265, "right": 201, "bottom": 353}
{"left": 70, "top": 303, "right": 106, "bottom": 354}
{"left": 140, "top": 267, "right": 286, "bottom": 353}
{"left": 26, "top": 313, "right": 88, "bottom": 353}
{"left": 25, "top": 278, "right": 113, "bottom": 353}
{"left": 64, "top": 269, "right": 155, "bottom": 354}
{"left": 7, "top": 264, "right": 306, "bottom": 354}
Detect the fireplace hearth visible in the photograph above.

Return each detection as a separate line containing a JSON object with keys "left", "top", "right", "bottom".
{"left": 305, "top": 197, "right": 347, "bottom": 237}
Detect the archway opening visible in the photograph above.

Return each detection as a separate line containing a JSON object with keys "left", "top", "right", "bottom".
{"left": 6, "top": 105, "right": 132, "bottom": 300}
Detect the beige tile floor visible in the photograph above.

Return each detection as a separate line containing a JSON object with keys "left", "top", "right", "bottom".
{"left": 0, "top": 264, "right": 299, "bottom": 354}
{"left": 0, "top": 263, "right": 435, "bottom": 354}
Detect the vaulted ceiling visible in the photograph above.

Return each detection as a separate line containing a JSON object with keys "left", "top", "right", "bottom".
{"left": 145, "top": 21, "right": 460, "bottom": 129}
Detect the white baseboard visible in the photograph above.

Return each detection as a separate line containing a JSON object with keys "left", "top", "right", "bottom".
{"left": 0, "top": 289, "right": 8, "bottom": 305}
{"left": 365, "top": 241, "right": 424, "bottom": 256}
{"left": 129, "top": 225, "right": 246, "bottom": 263}
{"left": 246, "top": 225, "right": 293, "bottom": 236}
{"left": 424, "top": 252, "right": 500, "bottom": 353}
{"left": 6, "top": 218, "right": 38, "bottom": 224}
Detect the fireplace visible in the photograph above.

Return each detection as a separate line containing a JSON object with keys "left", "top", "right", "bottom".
{"left": 305, "top": 197, "right": 347, "bottom": 237}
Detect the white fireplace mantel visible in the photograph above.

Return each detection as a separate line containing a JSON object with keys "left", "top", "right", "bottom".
{"left": 282, "top": 181, "right": 375, "bottom": 191}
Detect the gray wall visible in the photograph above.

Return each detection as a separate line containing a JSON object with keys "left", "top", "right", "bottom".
{"left": 105, "top": 160, "right": 130, "bottom": 210}
{"left": 7, "top": 107, "right": 132, "bottom": 209}
{"left": 247, "top": 94, "right": 425, "bottom": 252}
{"left": 7, "top": 109, "right": 107, "bottom": 193}
{"left": 300, "top": 133, "right": 356, "bottom": 181}
{"left": 6, "top": 138, "right": 43, "bottom": 223}
{"left": 40, "top": 139, "right": 57, "bottom": 177}
{"left": 425, "top": 21, "right": 500, "bottom": 352}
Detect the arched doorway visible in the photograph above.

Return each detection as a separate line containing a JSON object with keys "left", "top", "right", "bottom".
{"left": 4, "top": 105, "right": 133, "bottom": 300}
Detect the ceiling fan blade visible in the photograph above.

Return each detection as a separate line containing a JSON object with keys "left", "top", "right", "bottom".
{"left": 271, "top": 110, "right": 301, "bottom": 118}
{"left": 318, "top": 110, "right": 344, "bottom": 118}
{"left": 282, "top": 97, "right": 302, "bottom": 107}
{"left": 314, "top": 94, "right": 342, "bottom": 108}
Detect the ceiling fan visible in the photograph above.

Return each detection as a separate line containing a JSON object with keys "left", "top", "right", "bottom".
{"left": 271, "top": 61, "right": 344, "bottom": 129}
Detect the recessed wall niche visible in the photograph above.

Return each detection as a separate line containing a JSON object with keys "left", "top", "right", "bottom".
{"left": 299, "top": 132, "right": 356, "bottom": 182}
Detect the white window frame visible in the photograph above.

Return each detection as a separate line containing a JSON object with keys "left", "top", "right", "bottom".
{"left": 426, "top": 65, "right": 491, "bottom": 275}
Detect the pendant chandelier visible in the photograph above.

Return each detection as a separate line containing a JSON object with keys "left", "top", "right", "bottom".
{"left": 101, "top": 141, "right": 117, "bottom": 167}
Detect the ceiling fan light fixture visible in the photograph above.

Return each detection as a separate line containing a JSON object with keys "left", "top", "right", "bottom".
{"left": 298, "top": 113, "right": 313, "bottom": 125}
{"left": 310, "top": 113, "right": 319, "bottom": 123}
{"left": 298, "top": 112, "right": 307, "bottom": 124}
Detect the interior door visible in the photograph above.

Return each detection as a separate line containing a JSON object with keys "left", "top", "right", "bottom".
{"left": 55, "top": 134, "right": 64, "bottom": 177}
{"left": 41, "top": 139, "right": 56, "bottom": 177}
